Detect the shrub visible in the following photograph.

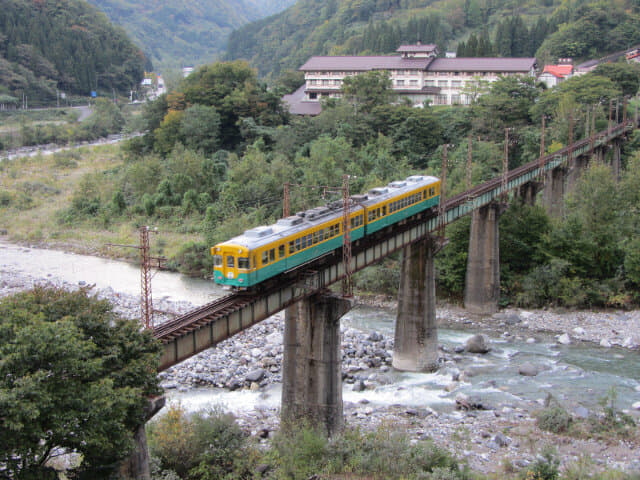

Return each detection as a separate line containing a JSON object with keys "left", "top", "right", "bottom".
{"left": 148, "top": 405, "right": 255, "bottom": 480}
{"left": 536, "top": 406, "right": 572, "bottom": 434}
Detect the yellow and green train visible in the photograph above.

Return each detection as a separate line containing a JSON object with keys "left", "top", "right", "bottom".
{"left": 212, "top": 175, "right": 441, "bottom": 288}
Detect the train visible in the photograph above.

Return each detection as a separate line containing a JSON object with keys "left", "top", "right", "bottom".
{"left": 211, "top": 175, "right": 441, "bottom": 288}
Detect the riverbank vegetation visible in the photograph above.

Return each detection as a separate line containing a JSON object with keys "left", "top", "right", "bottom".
{"left": 146, "top": 404, "right": 638, "bottom": 480}
{"left": 0, "top": 100, "right": 142, "bottom": 151}
{"left": 2, "top": 59, "right": 640, "bottom": 308}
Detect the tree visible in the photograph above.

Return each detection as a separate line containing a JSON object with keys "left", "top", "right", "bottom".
{"left": 593, "top": 62, "right": 640, "bottom": 97}
{"left": 342, "top": 70, "right": 393, "bottom": 113}
{"left": 0, "top": 287, "right": 161, "bottom": 479}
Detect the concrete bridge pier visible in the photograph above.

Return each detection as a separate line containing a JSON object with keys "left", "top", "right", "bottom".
{"left": 542, "top": 166, "right": 566, "bottom": 218}
{"left": 393, "top": 235, "right": 443, "bottom": 372}
{"left": 516, "top": 181, "right": 541, "bottom": 206}
{"left": 611, "top": 140, "right": 621, "bottom": 181}
{"left": 464, "top": 202, "right": 504, "bottom": 315}
{"left": 281, "top": 292, "right": 353, "bottom": 434}
{"left": 567, "top": 155, "right": 590, "bottom": 193}
{"left": 120, "top": 396, "right": 166, "bottom": 480}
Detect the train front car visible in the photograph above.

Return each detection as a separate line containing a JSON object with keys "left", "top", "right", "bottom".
{"left": 211, "top": 242, "right": 251, "bottom": 287}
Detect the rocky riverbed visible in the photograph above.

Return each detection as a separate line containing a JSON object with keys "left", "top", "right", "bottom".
{"left": 2, "top": 265, "right": 639, "bottom": 475}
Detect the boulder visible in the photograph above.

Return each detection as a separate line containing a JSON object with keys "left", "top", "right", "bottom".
{"left": 494, "top": 432, "right": 510, "bottom": 447}
{"left": 572, "top": 327, "right": 586, "bottom": 336}
{"left": 600, "top": 338, "right": 612, "bottom": 348}
{"left": 465, "top": 334, "right": 491, "bottom": 354}
{"left": 245, "top": 368, "right": 266, "bottom": 383}
{"left": 518, "top": 362, "right": 539, "bottom": 377}
{"left": 557, "top": 333, "right": 571, "bottom": 345}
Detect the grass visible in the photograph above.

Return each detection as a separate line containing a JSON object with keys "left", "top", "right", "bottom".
{"left": 0, "top": 144, "right": 203, "bottom": 263}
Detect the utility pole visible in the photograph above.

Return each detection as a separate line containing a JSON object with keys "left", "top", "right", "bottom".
{"left": 502, "top": 128, "right": 509, "bottom": 202}
{"left": 438, "top": 144, "right": 449, "bottom": 241}
{"left": 283, "top": 182, "right": 290, "bottom": 218}
{"left": 539, "top": 116, "right": 546, "bottom": 182}
{"left": 466, "top": 134, "right": 473, "bottom": 190}
{"left": 341, "top": 174, "right": 352, "bottom": 298}
{"left": 106, "top": 227, "right": 165, "bottom": 329}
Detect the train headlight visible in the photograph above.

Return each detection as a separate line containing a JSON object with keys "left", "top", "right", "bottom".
{"left": 227, "top": 272, "right": 234, "bottom": 279}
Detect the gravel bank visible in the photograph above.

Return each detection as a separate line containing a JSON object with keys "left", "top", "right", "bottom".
{"left": 2, "top": 268, "right": 639, "bottom": 475}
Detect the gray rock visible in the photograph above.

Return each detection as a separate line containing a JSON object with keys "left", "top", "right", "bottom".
{"left": 600, "top": 338, "right": 612, "bottom": 348}
{"left": 518, "top": 362, "right": 539, "bottom": 376}
{"left": 226, "top": 378, "right": 243, "bottom": 391}
{"left": 245, "top": 368, "right": 266, "bottom": 383}
{"left": 465, "top": 334, "right": 491, "bottom": 354}
{"left": 352, "top": 380, "right": 366, "bottom": 392}
{"left": 557, "top": 333, "right": 571, "bottom": 345}
{"left": 494, "top": 432, "right": 510, "bottom": 447}
{"left": 504, "top": 314, "right": 522, "bottom": 325}
{"left": 454, "top": 345, "right": 465, "bottom": 354}
{"left": 573, "top": 406, "right": 590, "bottom": 418}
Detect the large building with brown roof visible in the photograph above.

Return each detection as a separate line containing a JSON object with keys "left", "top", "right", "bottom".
{"left": 284, "top": 44, "right": 537, "bottom": 113}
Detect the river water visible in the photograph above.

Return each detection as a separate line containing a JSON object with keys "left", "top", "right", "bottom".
{"left": 1, "top": 241, "right": 639, "bottom": 417}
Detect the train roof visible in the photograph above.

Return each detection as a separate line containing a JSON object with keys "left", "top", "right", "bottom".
{"left": 215, "top": 175, "right": 439, "bottom": 250}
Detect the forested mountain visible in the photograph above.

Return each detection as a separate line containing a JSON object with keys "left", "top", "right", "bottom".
{"left": 87, "top": 0, "right": 297, "bottom": 71}
{"left": 0, "top": 0, "right": 145, "bottom": 106}
{"left": 225, "top": 0, "right": 640, "bottom": 79}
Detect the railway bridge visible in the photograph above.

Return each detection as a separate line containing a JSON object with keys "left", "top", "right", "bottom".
{"left": 153, "top": 119, "right": 635, "bottom": 433}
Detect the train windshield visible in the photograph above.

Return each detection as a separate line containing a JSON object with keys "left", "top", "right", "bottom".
{"left": 238, "top": 257, "right": 250, "bottom": 269}
{"left": 213, "top": 255, "right": 222, "bottom": 267}
{"left": 226, "top": 256, "right": 235, "bottom": 268}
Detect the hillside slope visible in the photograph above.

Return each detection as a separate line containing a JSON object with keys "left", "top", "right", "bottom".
{"left": 88, "top": 0, "right": 296, "bottom": 71}
{"left": 225, "top": 0, "right": 640, "bottom": 79}
{"left": 0, "top": 0, "right": 145, "bottom": 106}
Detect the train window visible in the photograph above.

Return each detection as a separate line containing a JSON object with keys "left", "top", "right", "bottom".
{"left": 289, "top": 241, "right": 295, "bottom": 254}
{"left": 279, "top": 245, "right": 285, "bottom": 258}
{"left": 319, "top": 230, "right": 324, "bottom": 241}
{"left": 418, "top": 192, "right": 422, "bottom": 200}
{"left": 213, "top": 255, "right": 222, "bottom": 267}
{"left": 262, "top": 251, "right": 269, "bottom": 264}
{"left": 295, "top": 238, "right": 301, "bottom": 251}
{"left": 269, "top": 249, "right": 275, "bottom": 262}
{"left": 238, "top": 257, "right": 250, "bottom": 269}
{"left": 424, "top": 189, "right": 427, "bottom": 198}
{"left": 301, "top": 236, "right": 307, "bottom": 249}
{"left": 313, "top": 231, "right": 318, "bottom": 244}
{"left": 226, "top": 256, "right": 235, "bottom": 268}
{"left": 382, "top": 206, "right": 387, "bottom": 216}
{"left": 429, "top": 187, "right": 435, "bottom": 196}
{"left": 253, "top": 256, "right": 257, "bottom": 268}
{"left": 307, "top": 234, "right": 312, "bottom": 246}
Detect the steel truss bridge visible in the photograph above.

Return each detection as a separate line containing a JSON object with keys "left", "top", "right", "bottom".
{"left": 154, "top": 120, "right": 634, "bottom": 371}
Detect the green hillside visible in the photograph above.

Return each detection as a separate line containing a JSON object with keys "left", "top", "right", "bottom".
{"left": 225, "top": 0, "right": 640, "bottom": 79}
{"left": 87, "top": 0, "right": 296, "bottom": 71}
{"left": 0, "top": 0, "right": 145, "bottom": 107}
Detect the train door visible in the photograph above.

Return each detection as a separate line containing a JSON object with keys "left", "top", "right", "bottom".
{"left": 218, "top": 246, "right": 238, "bottom": 281}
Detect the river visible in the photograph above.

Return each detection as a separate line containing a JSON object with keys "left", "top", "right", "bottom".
{"left": 1, "top": 241, "right": 639, "bottom": 418}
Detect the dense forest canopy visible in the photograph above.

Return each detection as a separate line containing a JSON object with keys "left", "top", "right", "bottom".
{"left": 0, "top": 0, "right": 145, "bottom": 106}
{"left": 225, "top": 0, "right": 640, "bottom": 80}
{"left": 87, "top": 0, "right": 296, "bottom": 71}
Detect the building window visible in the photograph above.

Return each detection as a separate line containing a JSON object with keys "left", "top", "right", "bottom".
{"left": 409, "top": 79, "right": 418, "bottom": 86}
{"left": 451, "top": 80, "right": 462, "bottom": 87}
{"left": 309, "top": 79, "right": 317, "bottom": 85}
{"left": 334, "top": 79, "right": 341, "bottom": 85}
{"left": 451, "top": 95, "right": 461, "bottom": 104}
{"left": 436, "top": 94, "right": 448, "bottom": 105}
{"left": 322, "top": 79, "right": 329, "bottom": 85}
{"left": 396, "top": 79, "right": 405, "bottom": 86}
{"left": 425, "top": 80, "right": 435, "bottom": 87}
{"left": 437, "top": 80, "right": 448, "bottom": 87}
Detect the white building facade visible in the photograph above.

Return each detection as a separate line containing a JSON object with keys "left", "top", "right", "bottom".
{"left": 292, "top": 44, "right": 537, "bottom": 111}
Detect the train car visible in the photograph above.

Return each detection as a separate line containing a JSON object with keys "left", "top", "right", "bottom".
{"left": 212, "top": 175, "right": 440, "bottom": 288}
